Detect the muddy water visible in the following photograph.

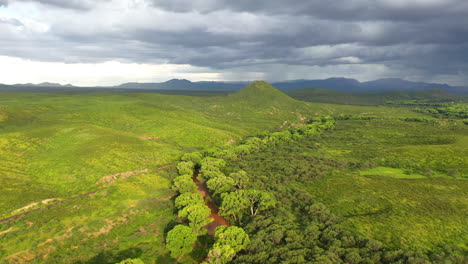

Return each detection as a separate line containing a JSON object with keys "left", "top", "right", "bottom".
{"left": 192, "top": 173, "right": 229, "bottom": 235}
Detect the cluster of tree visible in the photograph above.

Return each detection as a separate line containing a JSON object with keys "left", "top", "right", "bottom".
{"left": 190, "top": 117, "right": 336, "bottom": 165}
{"left": 206, "top": 226, "right": 251, "bottom": 264}
{"left": 165, "top": 117, "right": 336, "bottom": 262}
{"left": 195, "top": 118, "right": 336, "bottom": 225}
{"left": 414, "top": 104, "right": 468, "bottom": 119}
{"left": 167, "top": 160, "right": 213, "bottom": 260}
{"left": 386, "top": 100, "right": 468, "bottom": 121}
{"left": 165, "top": 118, "right": 337, "bottom": 262}
{"left": 222, "top": 134, "right": 466, "bottom": 263}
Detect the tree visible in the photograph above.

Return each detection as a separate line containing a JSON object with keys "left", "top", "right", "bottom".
{"left": 244, "top": 137, "right": 266, "bottom": 151}
{"left": 201, "top": 157, "right": 226, "bottom": 171}
{"left": 202, "top": 169, "right": 226, "bottom": 180}
{"left": 213, "top": 149, "right": 238, "bottom": 160}
{"left": 175, "top": 192, "right": 204, "bottom": 209}
{"left": 172, "top": 175, "right": 197, "bottom": 193}
{"left": 220, "top": 191, "right": 249, "bottom": 224}
{"left": 166, "top": 225, "right": 197, "bottom": 260}
{"left": 178, "top": 204, "right": 213, "bottom": 235}
{"left": 229, "top": 170, "right": 249, "bottom": 189}
{"left": 233, "top": 144, "right": 253, "bottom": 157}
{"left": 242, "top": 189, "right": 276, "bottom": 216}
{"left": 214, "top": 226, "right": 250, "bottom": 253}
{"left": 306, "top": 203, "right": 339, "bottom": 228}
{"left": 177, "top": 161, "right": 195, "bottom": 176}
{"left": 181, "top": 152, "right": 203, "bottom": 164}
{"left": 207, "top": 176, "right": 235, "bottom": 196}
{"left": 206, "top": 244, "right": 236, "bottom": 264}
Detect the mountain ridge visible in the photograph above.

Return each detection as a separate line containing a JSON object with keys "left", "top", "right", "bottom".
{"left": 1, "top": 78, "right": 467, "bottom": 94}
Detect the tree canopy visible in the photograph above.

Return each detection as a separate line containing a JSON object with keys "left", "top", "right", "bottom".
{"left": 165, "top": 225, "right": 197, "bottom": 260}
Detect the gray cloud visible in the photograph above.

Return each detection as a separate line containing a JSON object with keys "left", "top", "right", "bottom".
{"left": 151, "top": 0, "right": 468, "bottom": 21}
{"left": 9, "top": 0, "right": 110, "bottom": 10}
{"left": 0, "top": 0, "right": 467, "bottom": 85}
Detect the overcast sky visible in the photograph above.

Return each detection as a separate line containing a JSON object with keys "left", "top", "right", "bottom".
{"left": 0, "top": 0, "right": 467, "bottom": 86}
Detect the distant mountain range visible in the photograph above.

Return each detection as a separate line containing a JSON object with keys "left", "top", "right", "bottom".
{"left": 11, "top": 82, "right": 76, "bottom": 88}
{"left": 116, "top": 79, "right": 247, "bottom": 90}
{"left": 1, "top": 78, "right": 467, "bottom": 94}
{"left": 272, "top": 78, "right": 467, "bottom": 94}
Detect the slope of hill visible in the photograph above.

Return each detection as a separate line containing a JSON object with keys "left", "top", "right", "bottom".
{"left": 228, "top": 81, "right": 297, "bottom": 103}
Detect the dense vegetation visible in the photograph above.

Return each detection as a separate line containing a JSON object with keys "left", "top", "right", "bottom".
{"left": 166, "top": 114, "right": 467, "bottom": 263}
{"left": 165, "top": 118, "right": 335, "bottom": 263}
{"left": 219, "top": 118, "right": 467, "bottom": 263}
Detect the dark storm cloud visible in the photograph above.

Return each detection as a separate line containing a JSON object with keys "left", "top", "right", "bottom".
{"left": 1, "top": 0, "right": 468, "bottom": 84}
{"left": 151, "top": 0, "right": 468, "bottom": 21}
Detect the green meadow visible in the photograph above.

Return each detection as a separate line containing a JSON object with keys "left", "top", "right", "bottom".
{"left": 0, "top": 82, "right": 467, "bottom": 263}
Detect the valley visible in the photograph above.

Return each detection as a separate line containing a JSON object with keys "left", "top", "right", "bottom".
{"left": 0, "top": 82, "right": 466, "bottom": 263}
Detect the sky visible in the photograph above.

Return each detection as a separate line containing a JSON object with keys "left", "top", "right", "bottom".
{"left": 0, "top": 0, "right": 467, "bottom": 86}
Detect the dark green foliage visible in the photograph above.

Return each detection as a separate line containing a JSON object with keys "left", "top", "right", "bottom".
{"left": 223, "top": 128, "right": 467, "bottom": 264}
{"left": 229, "top": 170, "right": 249, "bottom": 189}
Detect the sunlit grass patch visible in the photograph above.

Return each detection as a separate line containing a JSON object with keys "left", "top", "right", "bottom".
{"left": 360, "top": 166, "right": 427, "bottom": 178}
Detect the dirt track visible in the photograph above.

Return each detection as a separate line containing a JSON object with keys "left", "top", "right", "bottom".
{"left": 192, "top": 173, "right": 229, "bottom": 235}
{"left": 0, "top": 164, "right": 174, "bottom": 224}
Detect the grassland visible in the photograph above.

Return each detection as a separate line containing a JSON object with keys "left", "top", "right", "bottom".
{"left": 311, "top": 118, "right": 468, "bottom": 251}
{"left": 0, "top": 82, "right": 466, "bottom": 263}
